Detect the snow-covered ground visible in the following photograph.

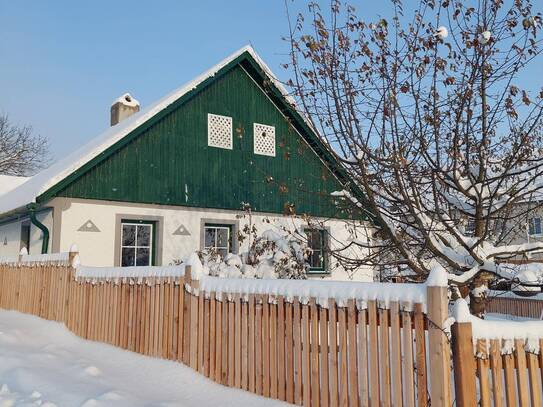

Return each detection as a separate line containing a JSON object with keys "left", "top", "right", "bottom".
{"left": 0, "top": 310, "right": 288, "bottom": 407}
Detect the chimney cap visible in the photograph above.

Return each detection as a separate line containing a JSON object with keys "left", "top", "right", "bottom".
{"left": 112, "top": 93, "right": 140, "bottom": 108}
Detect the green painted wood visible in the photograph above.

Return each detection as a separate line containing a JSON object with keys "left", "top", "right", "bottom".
{"left": 53, "top": 65, "right": 349, "bottom": 218}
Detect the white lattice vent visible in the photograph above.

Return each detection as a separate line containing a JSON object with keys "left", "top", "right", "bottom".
{"left": 253, "top": 123, "right": 276, "bottom": 157}
{"left": 208, "top": 113, "right": 233, "bottom": 149}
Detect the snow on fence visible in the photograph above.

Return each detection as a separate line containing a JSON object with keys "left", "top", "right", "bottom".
{"left": 3, "top": 250, "right": 543, "bottom": 406}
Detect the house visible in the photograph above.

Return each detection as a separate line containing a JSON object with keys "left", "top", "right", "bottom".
{"left": 0, "top": 46, "right": 373, "bottom": 281}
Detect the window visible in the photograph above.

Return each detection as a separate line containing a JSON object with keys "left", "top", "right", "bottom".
{"left": 204, "top": 224, "right": 231, "bottom": 258}
{"left": 20, "top": 221, "right": 30, "bottom": 253}
{"left": 529, "top": 217, "right": 542, "bottom": 236}
{"left": 305, "top": 228, "right": 328, "bottom": 272}
{"left": 253, "top": 123, "right": 276, "bottom": 157}
{"left": 465, "top": 218, "right": 476, "bottom": 236}
{"left": 208, "top": 113, "right": 232, "bottom": 149}
{"left": 120, "top": 220, "right": 155, "bottom": 267}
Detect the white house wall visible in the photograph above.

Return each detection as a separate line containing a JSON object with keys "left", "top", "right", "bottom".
{"left": 0, "top": 210, "right": 53, "bottom": 256}
{"left": 52, "top": 198, "right": 374, "bottom": 281}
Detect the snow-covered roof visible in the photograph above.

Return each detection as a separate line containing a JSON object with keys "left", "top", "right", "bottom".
{"left": 0, "top": 46, "right": 295, "bottom": 216}
{"left": 0, "top": 175, "right": 30, "bottom": 198}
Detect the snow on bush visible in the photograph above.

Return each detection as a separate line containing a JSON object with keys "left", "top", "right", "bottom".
{"left": 196, "top": 227, "right": 311, "bottom": 280}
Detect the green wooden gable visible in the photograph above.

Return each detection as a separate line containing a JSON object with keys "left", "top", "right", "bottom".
{"left": 40, "top": 52, "right": 352, "bottom": 218}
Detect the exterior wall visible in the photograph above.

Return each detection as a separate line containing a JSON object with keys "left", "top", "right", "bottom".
{"left": 0, "top": 219, "right": 23, "bottom": 256}
{"left": 52, "top": 198, "right": 374, "bottom": 281}
{"left": 504, "top": 204, "right": 543, "bottom": 244}
{"left": 0, "top": 209, "right": 53, "bottom": 256}
{"left": 501, "top": 203, "right": 543, "bottom": 260}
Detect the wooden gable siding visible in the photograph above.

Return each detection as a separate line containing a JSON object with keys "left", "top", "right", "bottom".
{"left": 54, "top": 65, "right": 346, "bottom": 218}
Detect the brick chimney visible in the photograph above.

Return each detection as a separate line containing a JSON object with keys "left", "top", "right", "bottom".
{"left": 110, "top": 93, "right": 140, "bottom": 126}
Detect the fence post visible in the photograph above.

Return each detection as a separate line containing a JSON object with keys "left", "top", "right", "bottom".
{"left": 19, "top": 246, "right": 27, "bottom": 263}
{"left": 69, "top": 245, "right": 79, "bottom": 269}
{"left": 427, "top": 284, "right": 451, "bottom": 407}
{"left": 187, "top": 265, "right": 200, "bottom": 370}
{"left": 451, "top": 322, "right": 477, "bottom": 407}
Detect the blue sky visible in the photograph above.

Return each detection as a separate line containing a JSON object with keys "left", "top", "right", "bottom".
{"left": 1, "top": 1, "right": 541, "bottom": 162}
{"left": 0, "top": 1, "right": 305, "bottom": 159}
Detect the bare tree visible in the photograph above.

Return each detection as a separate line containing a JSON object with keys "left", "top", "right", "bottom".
{"left": 286, "top": 0, "right": 543, "bottom": 314}
{"left": 0, "top": 114, "right": 49, "bottom": 176}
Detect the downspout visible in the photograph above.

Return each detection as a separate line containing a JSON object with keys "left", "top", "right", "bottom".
{"left": 27, "top": 203, "right": 49, "bottom": 254}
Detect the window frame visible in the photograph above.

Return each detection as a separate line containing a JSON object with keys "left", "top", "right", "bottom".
{"left": 304, "top": 227, "right": 329, "bottom": 274}
{"left": 119, "top": 219, "right": 156, "bottom": 267}
{"left": 199, "top": 218, "right": 239, "bottom": 255}
{"left": 529, "top": 217, "right": 543, "bottom": 236}
{"left": 203, "top": 223, "right": 232, "bottom": 258}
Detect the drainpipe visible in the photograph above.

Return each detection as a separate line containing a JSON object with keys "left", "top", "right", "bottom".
{"left": 26, "top": 203, "right": 49, "bottom": 254}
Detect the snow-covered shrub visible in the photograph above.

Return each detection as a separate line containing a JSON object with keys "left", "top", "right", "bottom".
{"left": 194, "top": 227, "right": 310, "bottom": 280}
{"left": 244, "top": 229, "right": 310, "bottom": 279}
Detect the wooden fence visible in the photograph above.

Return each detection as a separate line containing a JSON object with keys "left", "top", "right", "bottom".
{"left": 486, "top": 294, "right": 543, "bottom": 320}
{"left": 0, "top": 251, "right": 452, "bottom": 406}
{"left": 2, "top": 252, "right": 542, "bottom": 406}
{"left": 452, "top": 321, "right": 543, "bottom": 407}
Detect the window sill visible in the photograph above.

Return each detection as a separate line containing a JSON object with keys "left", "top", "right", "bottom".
{"left": 307, "top": 270, "right": 331, "bottom": 277}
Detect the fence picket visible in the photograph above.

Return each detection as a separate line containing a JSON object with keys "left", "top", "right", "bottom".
{"left": 502, "top": 348, "right": 517, "bottom": 406}
{"left": 277, "top": 296, "right": 286, "bottom": 401}
{"left": 476, "top": 340, "right": 491, "bottom": 407}
{"left": 294, "top": 297, "right": 303, "bottom": 405}
{"left": 413, "top": 303, "right": 427, "bottom": 407}
{"left": 285, "top": 300, "right": 294, "bottom": 404}
{"left": 514, "top": 339, "right": 530, "bottom": 406}
{"left": 358, "top": 308, "right": 369, "bottom": 407}
{"left": 389, "top": 302, "right": 402, "bottom": 407}
{"left": 255, "top": 296, "right": 263, "bottom": 395}
{"left": 320, "top": 305, "right": 330, "bottom": 407}
{"left": 367, "top": 300, "right": 380, "bottom": 407}
{"left": 526, "top": 351, "right": 542, "bottom": 407}
{"left": 347, "top": 300, "right": 358, "bottom": 407}
{"left": 379, "top": 308, "right": 391, "bottom": 407}
{"left": 488, "top": 339, "right": 503, "bottom": 407}
{"left": 302, "top": 301, "right": 311, "bottom": 407}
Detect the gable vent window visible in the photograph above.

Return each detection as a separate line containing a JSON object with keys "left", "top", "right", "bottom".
{"left": 253, "top": 123, "right": 276, "bottom": 157}
{"left": 208, "top": 113, "right": 233, "bottom": 149}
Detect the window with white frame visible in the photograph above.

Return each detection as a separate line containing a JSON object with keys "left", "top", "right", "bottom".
{"left": 304, "top": 228, "right": 328, "bottom": 272}
{"left": 204, "top": 224, "right": 231, "bottom": 258}
{"left": 121, "top": 220, "right": 155, "bottom": 266}
{"left": 529, "top": 217, "right": 542, "bottom": 236}
{"left": 208, "top": 113, "right": 232, "bottom": 149}
{"left": 253, "top": 123, "right": 276, "bottom": 156}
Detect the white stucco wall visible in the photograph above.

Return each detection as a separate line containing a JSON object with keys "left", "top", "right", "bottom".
{"left": 53, "top": 198, "right": 374, "bottom": 281}
{"left": 0, "top": 210, "right": 53, "bottom": 256}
